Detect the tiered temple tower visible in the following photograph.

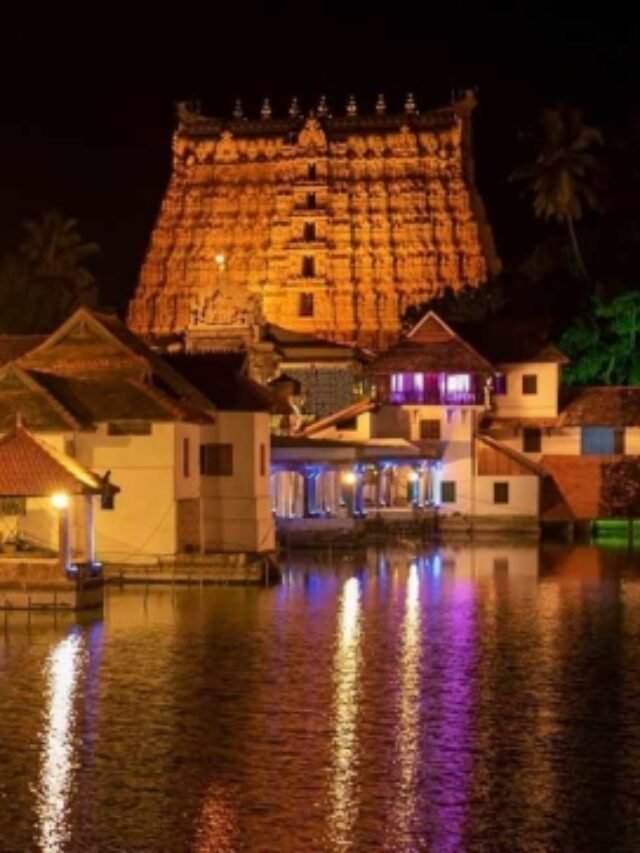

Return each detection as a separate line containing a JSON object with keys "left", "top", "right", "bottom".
{"left": 128, "top": 91, "right": 499, "bottom": 350}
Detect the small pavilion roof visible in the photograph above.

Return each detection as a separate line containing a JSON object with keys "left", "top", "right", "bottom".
{"left": 368, "top": 312, "right": 494, "bottom": 376}
{"left": 0, "top": 424, "right": 113, "bottom": 497}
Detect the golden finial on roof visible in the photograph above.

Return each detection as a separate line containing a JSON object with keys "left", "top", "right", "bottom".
{"left": 261, "top": 98, "right": 272, "bottom": 119}
{"left": 317, "top": 95, "right": 329, "bottom": 117}
{"left": 404, "top": 92, "right": 417, "bottom": 114}
{"left": 346, "top": 95, "right": 357, "bottom": 117}
{"left": 375, "top": 94, "right": 386, "bottom": 115}
{"left": 289, "top": 96, "right": 300, "bottom": 118}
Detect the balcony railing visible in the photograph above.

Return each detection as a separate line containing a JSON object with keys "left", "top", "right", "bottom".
{"left": 384, "top": 390, "right": 484, "bottom": 406}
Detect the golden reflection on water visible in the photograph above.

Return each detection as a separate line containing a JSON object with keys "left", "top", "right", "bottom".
{"left": 393, "top": 561, "right": 422, "bottom": 841}
{"left": 37, "top": 631, "right": 83, "bottom": 853}
{"left": 194, "top": 782, "right": 238, "bottom": 853}
{"left": 329, "top": 575, "right": 362, "bottom": 848}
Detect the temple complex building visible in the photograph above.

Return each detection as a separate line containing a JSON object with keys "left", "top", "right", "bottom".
{"left": 128, "top": 91, "right": 500, "bottom": 351}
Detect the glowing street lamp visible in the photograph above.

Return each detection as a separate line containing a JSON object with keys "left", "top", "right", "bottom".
{"left": 341, "top": 471, "right": 357, "bottom": 486}
{"left": 50, "top": 492, "right": 70, "bottom": 510}
{"left": 214, "top": 253, "right": 226, "bottom": 270}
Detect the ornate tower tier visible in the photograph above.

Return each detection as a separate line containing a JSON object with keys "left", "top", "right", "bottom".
{"left": 128, "top": 91, "right": 500, "bottom": 349}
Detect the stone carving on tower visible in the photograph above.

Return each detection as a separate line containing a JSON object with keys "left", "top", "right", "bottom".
{"left": 128, "top": 91, "right": 500, "bottom": 350}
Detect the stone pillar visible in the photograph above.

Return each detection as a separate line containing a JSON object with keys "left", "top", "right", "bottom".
{"left": 84, "top": 495, "right": 95, "bottom": 564}
{"left": 303, "top": 471, "right": 312, "bottom": 518}
{"left": 59, "top": 508, "right": 71, "bottom": 575}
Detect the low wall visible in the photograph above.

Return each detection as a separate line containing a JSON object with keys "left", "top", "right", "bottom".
{"left": 104, "top": 552, "right": 277, "bottom": 585}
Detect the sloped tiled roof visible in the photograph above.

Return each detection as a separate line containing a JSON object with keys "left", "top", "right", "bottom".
{"left": 10, "top": 308, "right": 215, "bottom": 425}
{"left": 31, "top": 371, "right": 187, "bottom": 424}
{"left": 0, "top": 365, "right": 83, "bottom": 432}
{"left": 560, "top": 387, "right": 640, "bottom": 427}
{"left": 368, "top": 312, "right": 494, "bottom": 375}
{"left": 0, "top": 426, "right": 105, "bottom": 496}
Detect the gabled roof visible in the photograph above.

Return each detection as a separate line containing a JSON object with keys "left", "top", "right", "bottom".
{"left": 0, "top": 425, "right": 108, "bottom": 496}
{"left": 369, "top": 311, "right": 494, "bottom": 375}
{"left": 12, "top": 308, "right": 215, "bottom": 425}
{"left": 560, "top": 387, "right": 640, "bottom": 427}
{"left": 0, "top": 365, "right": 83, "bottom": 432}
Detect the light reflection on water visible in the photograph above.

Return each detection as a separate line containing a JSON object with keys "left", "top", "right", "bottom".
{"left": 389, "top": 560, "right": 422, "bottom": 849}
{"left": 1, "top": 544, "right": 640, "bottom": 851}
{"left": 329, "top": 575, "right": 362, "bottom": 849}
{"left": 37, "top": 630, "right": 84, "bottom": 853}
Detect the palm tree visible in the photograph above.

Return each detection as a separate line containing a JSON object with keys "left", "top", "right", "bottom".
{"left": 19, "top": 210, "right": 99, "bottom": 308}
{"left": 511, "top": 106, "right": 603, "bottom": 280}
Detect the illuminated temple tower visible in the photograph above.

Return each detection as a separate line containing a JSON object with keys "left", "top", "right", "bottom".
{"left": 128, "top": 91, "right": 499, "bottom": 350}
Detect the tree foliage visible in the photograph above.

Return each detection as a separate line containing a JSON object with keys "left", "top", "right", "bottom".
{"left": 560, "top": 291, "right": 640, "bottom": 385}
{"left": 511, "top": 106, "right": 604, "bottom": 279}
{"left": 0, "top": 211, "right": 99, "bottom": 333}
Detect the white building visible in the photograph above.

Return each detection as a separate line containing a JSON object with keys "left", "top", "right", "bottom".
{"left": 271, "top": 313, "right": 542, "bottom": 533}
{"left": 0, "top": 309, "right": 274, "bottom": 563}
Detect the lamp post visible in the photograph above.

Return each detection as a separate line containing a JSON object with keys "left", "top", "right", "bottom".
{"left": 51, "top": 492, "right": 70, "bottom": 576}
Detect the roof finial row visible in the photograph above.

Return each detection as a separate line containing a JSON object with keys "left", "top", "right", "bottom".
{"left": 230, "top": 94, "right": 422, "bottom": 120}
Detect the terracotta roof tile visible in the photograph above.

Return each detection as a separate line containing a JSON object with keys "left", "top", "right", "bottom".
{"left": 561, "top": 387, "right": 640, "bottom": 427}
{"left": 369, "top": 312, "right": 494, "bottom": 376}
{"left": 0, "top": 426, "right": 106, "bottom": 496}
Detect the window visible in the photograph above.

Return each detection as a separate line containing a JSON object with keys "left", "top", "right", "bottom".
{"left": 581, "top": 427, "right": 625, "bottom": 456}
{"left": 494, "top": 482, "right": 509, "bottom": 504}
{"left": 390, "top": 374, "right": 404, "bottom": 393}
{"left": 303, "top": 221, "right": 316, "bottom": 241}
{"left": 441, "top": 481, "right": 456, "bottom": 503}
{"left": 299, "top": 292, "right": 314, "bottom": 317}
{"left": 183, "top": 437, "right": 190, "bottom": 478}
{"left": 107, "top": 421, "right": 152, "bottom": 436}
{"left": 307, "top": 192, "right": 316, "bottom": 209}
{"left": 420, "top": 419, "right": 441, "bottom": 440}
{"left": 445, "top": 374, "right": 471, "bottom": 393}
{"left": 522, "top": 374, "right": 538, "bottom": 395}
{"left": 308, "top": 163, "right": 317, "bottom": 180}
{"left": 522, "top": 427, "right": 542, "bottom": 453}
{"left": 200, "top": 443, "right": 233, "bottom": 476}
{"left": 493, "top": 374, "right": 507, "bottom": 395}
{"left": 260, "top": 443, "right": 266, "bottom": 477}
{"left": 302, "top": 255, "right": 315, "bottom": 277}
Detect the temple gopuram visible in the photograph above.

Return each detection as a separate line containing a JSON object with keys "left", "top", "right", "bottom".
{"left": 128, "top": 91, "right": 499, "bottom": 351}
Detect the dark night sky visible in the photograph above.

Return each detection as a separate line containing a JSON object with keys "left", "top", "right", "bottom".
{"left": 0, "top": 3, "right": 637, "bottom": 313}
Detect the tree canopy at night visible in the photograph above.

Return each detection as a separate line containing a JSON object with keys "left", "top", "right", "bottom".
{"left": 0, "top": 211, "right": 99, "bottom": 333}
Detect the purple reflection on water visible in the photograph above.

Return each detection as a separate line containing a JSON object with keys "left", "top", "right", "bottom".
{"left": 423, "top": 563, "right": 477, "bottom": 853}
